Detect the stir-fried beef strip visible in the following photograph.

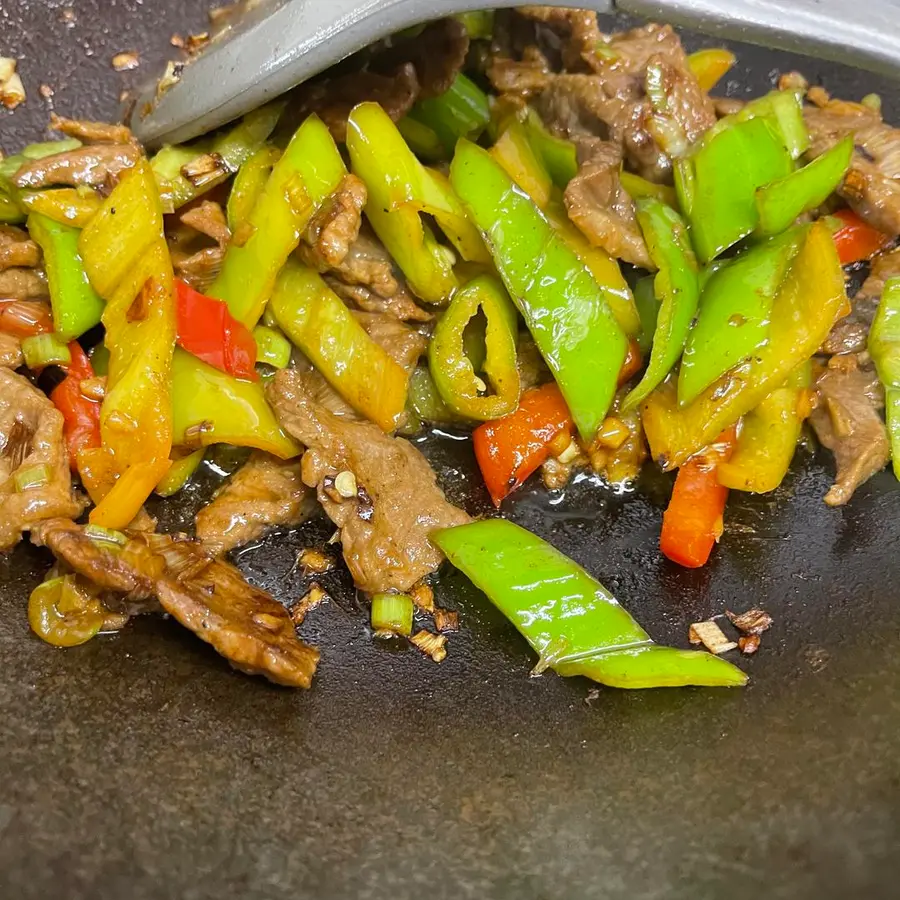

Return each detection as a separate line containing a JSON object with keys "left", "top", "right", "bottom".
{"left": 518, "top": 5, "right": 605, "bottom": 72}
{"left": 564, "top": 141, "right": 652, "bottom": 267}
{"left": 169, "top": 199, "right": 231, "bottom": 290}
{"left": 0, "top": 332, "right": 23, "bottom": 368}
{"left": 269, "top": 368, "right": 470, "bottom": 594}
{"left": 0, "top": 267, "right": 48, "bottom": 300}
{"left": 49, "top": 112, "right": 135, "bottom": 144}
{"left": 0, "top": 225, "right": 41, "bottom": 271}
{"left": 824, "top": 247, "right": 900, "bottom": 355}
{"left": 809, "top": 363, "right": 890, "bottom": 507}
{"left": 12, "top": 142, "right": 142, "bottom": 190}
{"left": 32, "top": 519, "right": 320, "bottom": 688}
{"left": 0, "top": 369, "right": 85, "bottom": 551}
{"left": 297, "top": 174, "right": 367, "bottom": 271}
{"left": 326, "top": 277, "right": 432, "bottom": 323}
{"left": 195, "top": 452, "right": 317, "bottom": 557}
{"left": 805, "top": 92, "right": 900, "bottom": 235}
{"left": 352, "top": 311, "right": 428, "bottom": 374}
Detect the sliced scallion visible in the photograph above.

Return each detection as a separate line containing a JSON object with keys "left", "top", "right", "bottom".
{"left": 371, "top": 592, "right": 414, "bottom": 636}
{"left": 21, "top": 333, "right": 71, "bottom": 369}
{"left": 84, "top": 524, "right": 127, "bottom": 547}
{"left": 14, "top": 463, "right": 51, "bottom": 492}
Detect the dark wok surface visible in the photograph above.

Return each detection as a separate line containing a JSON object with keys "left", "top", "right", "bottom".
{"left": 2, "top": 3, "right": 900, "bottom": 898}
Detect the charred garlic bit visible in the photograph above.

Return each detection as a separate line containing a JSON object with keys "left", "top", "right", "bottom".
{"left": 299, "top": 548, "right": 334, "bottom": 575}
{"left": 180, "top": 152, "right": 233, "bottom": 189}
{"left": 0, "top": 58, "right": 26, "bottom": 110}
{"left": 155, "top": 61, "right": 185, "bottom": 102}
{"left": 433, "top": 607, "right": 459, "bottom": 633}
{"left": 726, "top": 608, "right": 774, "bottom": 636}
{"left": 410, "top": 583, "right": 435, "bottom": 614}
{"left": 410, "top": 630, "right": 448, "bottom": 663}
{"left": 738, "top": 634, "right": 762, "bottom": 655}
{"left": 291, "top": 582, "right": 328, "bottom": 626}
{"left": 688, "top": 619, "right": 738, "bottom": 655}
{"left": 111, "top": 51, "right": 141, "bottom": 72}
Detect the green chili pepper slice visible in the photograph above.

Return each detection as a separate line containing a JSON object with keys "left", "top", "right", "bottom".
{"left": 869, "top": 276, "right": 900, "bottom": 480}
{"left": 155, "top": 449, "right": 205, "bottom": 498}
{"left": 226, "top": 145, "right": 281, "bottom": 232}
{"left": 450, "top": 138, "right": 627, "bottom": 441}
{"left": 28, "top": 575, "right": 106, "bottom": 648}
{"left": 408, "top": 74, "right": 491, "bottom": 156}
{"left": 430, "top": 275, "right": 520, "bottom": 420}
{"left": 433, "top": 520, "right": 747, "bottom": 689}
{"left": 623, "top": 198, "right": 700, "bottom": 411}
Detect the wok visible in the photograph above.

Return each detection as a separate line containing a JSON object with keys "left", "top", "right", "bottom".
{"left": 1, "top": 2, "right": 899, "bottom": 897}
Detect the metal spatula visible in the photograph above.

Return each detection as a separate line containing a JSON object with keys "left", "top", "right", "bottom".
{"left": 130, "top": 0, "right": 899, "bottom": 147}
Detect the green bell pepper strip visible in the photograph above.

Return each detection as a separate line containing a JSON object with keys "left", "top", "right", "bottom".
{"left": 619, "top": 169, "right": 679, "bottom": 208}
{"left": 268, "top": 261, "right": 410, "bottom": 432}
{"left": 396, "top": 117, "right": 446, "bottom": 162}
{"left": 347, "top": 102, "right": 490, "bottom": 305}
{"left": 524, "top": 109, "right": 578, "bottom": 190}
{"left": 450, "top": 139, "right": 628, "bottom": 441}
{"left": 155, "top": 448, "right": 205, "bottom": 497}
{"left": 151, "top": 102, "right": 283, "bottom": 211}
{"left": 676, "top": 116, "right": 794, "bottom": 263}
{"left": 717, "top": 361, "right": 812, "bottom": 493}
{"left": 678, "top": 228, "right": 805, "bottom": 406}
{"left": 26, "top": 213, "right": 104, "bottom": 341}
{"left": 623, "top": 198, "right": 700, "bottom": 411}
{"left": 755, "top": 135, "right": 854, "bottom": 237}
{"left": 408, "top": 74, "right": 491, "bottom": 156}
{"left": 868, "top": 276, "right": 900, "bottom": 480}
{"left": 226, "top": 145, "right": 281, "bottom": 232}
{"left": 491, "top": 119, "right": 554, "bottom": 211}
{"left": 429, "top": 275, "right": 520, "bottom": 420}
{"left": 171, "top": 348, "right": 300, "bottom": 458}
{"left": 407, "top": 365, "right": 465, "bottom": 426}
{"left": 252, "top": 324, "right": 292, "bottom": 369}
{"left": 633, "top": 275, "right": 659, "bottom": 356}
{"left": 642, "top": 220, "right": 846, "bottom": 470}
{"left": 433, "top": 520, "right": 748, "bottom": 689}
{"left": 208, "top": 113, "right": 346, "bottom": 328}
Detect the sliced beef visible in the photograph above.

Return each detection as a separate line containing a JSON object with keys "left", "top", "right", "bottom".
{"left": 824, "top": 247, "right": 900, "bottom": 354}
{"left": 352, "top": 311, "right": 428, "bottom": 373}
{"left": 298, "top": 174, "right": 367, "bottom": 271}
{"left": 327, "top": 278, "right": 431, "bottom": 323}
{"left": 0, "top": 267, "right": 48, "bottom": 300}
{"left": 12, "top": 142, "right": 141, "bottom": 190}
{"left": 0, "top": 332, "right": 22, "bottom": 368}
{"left": 195, "top": 452, "right": 317, "bottom": 556}
{"left": 0, "top": 225, "right": 40, "bottom": 271}
{"left": 564, "top": 141, "right": 652, "bottom": 268}
{"left": 809, "top": 365, "right": 890, "bottom": 506}
{"left": 268, "top": 368, "right": 470, "bottom": 594}
{"left": 32, "top": 519, "right": 320, "bottom": 688}
{"left": 49, "top": 113, "right": 135, "bottom": 144}
{"left": 0, "top": 368, "right": 85, "bottom": 550}
{"left": 518, "top": 6, "right": 604, "bottom": 72}
{"left": 487, "top": 46, "right": 554, "bottom": 96}
{"left": 169, "top": 199, "right": 231, "bottom": 291}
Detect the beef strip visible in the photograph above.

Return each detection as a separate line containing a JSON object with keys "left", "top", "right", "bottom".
{"left": 169, "top": 199, "right": 231, "bottom": 291}
{"left": 0, "top": 225, "right": 40, "bottom": 271}
{"left": 809, "top": 365, "right": 890, "bottom": 506}
{"left": 49, "top": 113, "right": 134, "bottom": 144}
{"left": 297, "top": 174, "right": 367, "bottom": 271}
{"left": 12, "top": 142, "right": 141, "bottom": 190}
{"left": 0, "top": 267, "right": 48, "bottom": 300}
{"left": 805, "top": 95, "right": 900, "bottom": 235}
{"left": 32, "top": 519, "right": 320, "bottom": 688}
{"left": 326, "top": 278, "right": 432, "bottom": 323}
{"left": 195, "top": 452, "right": 317, "bottom": 557}
{"left": 518, "top": 6, "right": 605, "bottom": 72}
{"left": 487, "top": 46, "right": 554, "bottom": 96}
{"left": 352, "top": 311, "right": 428, "bottom": 373}
{"left": 564, "top": 141, "right": 652, "bottom": 268}
{"left": 0, "top": 332, "right": 22, "bottom": 368}
{"left": 268, "top": 368, "right": 470, "bottom": 594}
{"left": 283, "top": 63, "right": 419, "bottom": 144}
{"left": 824, "top": 247, "right": 900, "bottom": 354}
{"left": 0, "top": 368, "right": 85, "bottom": 550}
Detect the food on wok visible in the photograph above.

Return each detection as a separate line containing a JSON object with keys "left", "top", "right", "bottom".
{"left": 2, "top": 8, "right": 898, "bottom": 692}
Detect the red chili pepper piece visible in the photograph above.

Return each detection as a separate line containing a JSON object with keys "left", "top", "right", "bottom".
{"left": 175, "top": 279, "right": 258, "bottom": 380}
{"left": 660, "top": 426, "right": 737, "bottom": 569}
{"left": 51, "top": 342, "right": 101, "bottom": 470}
{"left": 473, "top": 383, "right": 574, "bottom": 506}
{"left": 0, "top": 299, "right": 53, "bottom": 337}
{"left": 831, "top": 209, "right": 891, "bottom": 265}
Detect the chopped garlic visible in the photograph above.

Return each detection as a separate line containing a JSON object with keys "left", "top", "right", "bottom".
{"left": 299, "top": 549, "right": 334, "bottom": 575}
{"left": 291, "top": 583, "right": 328, "bottom": 626}
{"left": 726, "top": 608, "right": 773, "bottom": 636}
{"left": 410, "top": 630, "right": 448, "bottom": 663}
{"left": 556, "top": 439, "right": 582, "bottom": 465}
{"left": 410, "top": 583, "right": 435, "bottom": 613}
{"left": 0, "top": 58, "right": 26, "bottom": 110}
{"left": 111, "top": 51, "right": 140, "bottom": 72}
{"left": 689, "top": 620, "right": 737, "bottom": 655}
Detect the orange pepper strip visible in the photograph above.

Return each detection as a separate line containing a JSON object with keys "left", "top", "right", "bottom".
{"left": 659, "top": 426, "right": 738, "bottom": 569}
{"left": 89, "top": 457, "right": 172, "bottom": 529}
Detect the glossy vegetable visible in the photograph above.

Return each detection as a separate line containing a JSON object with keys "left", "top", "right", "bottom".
{"left": 170, "top": 348, "right": 300, "bottom": 458}
{"left": 430, "top": 275, "right": 520, "bottom": 420}
{"left": 633, "top": 276, "right": 659, "bottom": 356}
{"left": 21, "top": 332, "right": 71, "bottom": 368}
{"left": 268, "top": 261, "right": 410, "bottom": 432}
{"left": 396, "top": 117, "right": 446, "bottom": 162}
{"left": 406, "top": 366, "right": 463, "bottom": 426}
{"left": 491, "top": 119, "right": 553, "bottom": 210}
{"left": 78, "top": 160, "right": 176, "bottom": 527}
{"left": 624, "top": 198, "right": 699, "bottom": 411}
{"left": 687, "top": 48, "right": 736, "bottom": 92}
{"left": 253, "top": 324, "right": 292, "bottom": 369}
{"left": 756, "top": 135, "right": 853, "bottom": 236}
{"left": 524, "top": 109, "right": 578, "bottom": 189}
{"left": 473, "top": 382, "right": 573, "bottom": 506}
{"left": 831, "top": 208, "right": 891, "bottom": 265}
{"left": 50, "top": 342, "right": 101, "bottom": 469}
{"left": 226, "top": 145, "right": 280, "bottom": 232}
{"left": 704, "top": 89, "right": 809, "bottom": 159}
{"left": 408, "top": 74, "right": 491, "bottom": 155}
{"left": 28, "top": 575, "right": 105, "bottom": 648}
{"left": 209, "top": 113, "right": 347, "bottom": 327}
{"left": 660, "top": 427, "right": 736, "bottom": 568}
{"left": 19, "top": 187, "right": 102, "bottom": 228}
{"left": 433, "top": 520, "right": 747, "bottom": 688}
{"left": 678, "top": 228, "right": 804, "bottom": 405}
{"left": 348, "top": 102, "right": 489, "bottom": 305}
{"left": 619, "top": 170, "right": 679, "bottom": 208}
{"left": 676, "top": 115, "right": 794, "bottom": 262}
{"left": 175, "top": 279, "right": 258, "bottom": 381}
{"left": 155, "top": 448, "right": 205, "bottom": 498}
{"left": 27, "top": 212, "right": 104, "bottom": 340}
{"left": 642, "top": 221, "right": 845, "bottom": 469}
{"left": 869, "top": 276, "right": 900, "bottom": 479}
{"left": 451, "top": 139, "right": 628, "bottom": 440}
{"left": 371, "top": 593, "right": 414, "bottom": 636}
{"left": 717, "top": 362, "right": 813, "bottom": 492}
